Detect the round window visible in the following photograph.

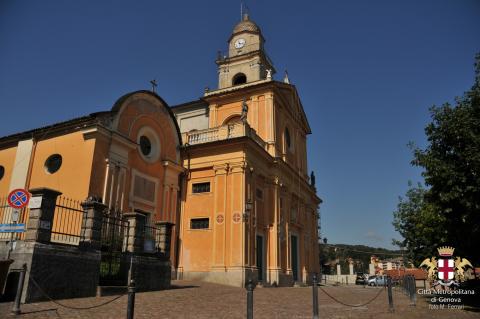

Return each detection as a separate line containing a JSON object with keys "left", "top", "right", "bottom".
{"left": 0, "top": 166, "right": 4, "bottom": 180}
{"left": 137, "top": 127, "right": 160, "bottom": 163}
{"left": 140, "top": 136, "right": 152, "bottom": 157}
{"left": 45, "top": 154, "right": 62, "bottom": 174}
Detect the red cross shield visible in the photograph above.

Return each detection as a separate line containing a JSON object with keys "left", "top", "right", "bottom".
{"left": 438, "top": 258, "right": 455, "bottom": 281}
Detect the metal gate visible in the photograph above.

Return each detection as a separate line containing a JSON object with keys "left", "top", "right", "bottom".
{"left": 99, "top": 214, "right": 130, "bottom": 286}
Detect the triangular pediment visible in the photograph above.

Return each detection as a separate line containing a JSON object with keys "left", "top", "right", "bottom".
{"left": 273, "top": 83, "right": 312, "bottom": 134}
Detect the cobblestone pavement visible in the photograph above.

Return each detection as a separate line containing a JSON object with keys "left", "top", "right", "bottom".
{"left": 1, "top": 281, "right": 479, "bottom": 318}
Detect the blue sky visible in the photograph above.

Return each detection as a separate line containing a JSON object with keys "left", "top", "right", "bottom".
{"left": 1, "top": 1, "right": 479, "bottom": 249}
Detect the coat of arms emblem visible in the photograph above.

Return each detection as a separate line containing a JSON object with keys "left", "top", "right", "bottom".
{"left": 419, "top": 246, "right": 473, "bottom": 289}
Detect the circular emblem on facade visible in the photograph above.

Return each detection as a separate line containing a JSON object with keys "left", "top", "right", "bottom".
{"left": 216, "top": 214, "right": 224, "bottom": 224}
{"left": 233, "top": 213, "right": 241, "bottom": 223}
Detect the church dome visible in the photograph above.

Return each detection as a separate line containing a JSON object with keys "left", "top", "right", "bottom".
{"left": 232, "top": 14, "right": 260, "bottom": 35}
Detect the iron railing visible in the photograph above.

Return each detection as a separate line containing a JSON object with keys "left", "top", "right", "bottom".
{"left": 100, "top": 212, "right": 129, "bottom": 253}
{"left": 142, "top": 223, "right": 172, "bottom": 258}
{"left": 51, "top": 196, "right": 84, "bottom": 245}
{"left": 99, "top": 212, "right": 130, "bottom": 286}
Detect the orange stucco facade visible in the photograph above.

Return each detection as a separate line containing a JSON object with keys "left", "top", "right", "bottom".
{"left": 0, "top": 91, "right": 183, "bottom": 262}
{"left": 175, "top": 81, "right": 320, "bottom": 286}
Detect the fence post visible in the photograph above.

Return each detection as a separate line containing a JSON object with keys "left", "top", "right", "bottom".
{"left": 25, "top": 188, "right": 62, "bottom": 243}
{"left": 80, "top": 198, "right": 106, "bottom": 250}
{"left": 11, "top": 263, "right": 27, "bottom": 315}
{"left": 312, "top": 273, "right": 319, "bottom": 319}
{"left": 246, "top": 278, "right": 256, "bottom": 319}
{"left": 126, "top": 279, "right": 136, "bottom": 319}
{"left": 387, "top": 276, "right": 394, "bottom": 312}
{"left": 124, "top": 212, "right": 147, "bottom": 253}
{"left": 154, "top": 221, "right": 174, "bottom": 258}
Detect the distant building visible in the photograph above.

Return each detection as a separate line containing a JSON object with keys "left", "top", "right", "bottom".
{"left": 370, "top": 256, "right": 406, "bottom": 274}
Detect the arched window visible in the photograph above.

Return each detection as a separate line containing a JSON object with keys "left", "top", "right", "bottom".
{"left": 232, "top": 73, "right": 247, "bottom": 86}
{"left": 223, "top": 115, "right": 242, "bottom": 125}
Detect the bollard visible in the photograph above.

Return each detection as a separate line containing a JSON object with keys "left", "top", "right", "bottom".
{"left": 405, "top": 275, "right": 410, "bottom": 297}
{"left": 246, "top": 279, "right": 256, "bottom": 319}
{"left": 12, "top": 263, "right": 27, "bottom": 315}
{"left": 410, "top": 276, "right": 416, "bottom": 307}
{"left": 387, "top": 276, "right": 394, "bottom": 312}
{"left": 127, "top": 279, "right": 136, "bottom": 319}
{"left": 312, "top": 274, "right": 319, "bottom": 319}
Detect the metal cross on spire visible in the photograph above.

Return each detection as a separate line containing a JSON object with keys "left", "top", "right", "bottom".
{"left": 240, "top": 2, "right": 250, "bottom": 20}
{"left": 150, "top": 79, "right": 158, "bottom": 93}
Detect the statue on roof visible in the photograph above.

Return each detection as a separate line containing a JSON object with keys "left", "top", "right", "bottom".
{"left": 240, "top": 98, "right": 248, "bottom": 123}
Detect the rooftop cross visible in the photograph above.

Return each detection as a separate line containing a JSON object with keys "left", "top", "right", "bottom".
{"left": 150, "top": 79, "right": 158, "bottom": 93}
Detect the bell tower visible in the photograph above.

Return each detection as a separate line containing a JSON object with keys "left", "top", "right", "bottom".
{"left": 216, "top": 13, "right": 275, "bottom": 89}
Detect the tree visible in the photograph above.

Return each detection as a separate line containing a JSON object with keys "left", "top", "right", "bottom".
{"left": 395, "top": 53, "right": 480, "bottom": 265}
{"left": 392, "top": 182, "right": 446, "bottom": 265}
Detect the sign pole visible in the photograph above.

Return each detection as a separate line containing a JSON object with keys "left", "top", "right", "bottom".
{"left": 6, "top": 209, "right": 20, "bottom": 260}
{"left": 5, "top": 189, "right": 30, "bottom": 260}
{"left": 6, "top": 224, "right": 14, "bottom": 260}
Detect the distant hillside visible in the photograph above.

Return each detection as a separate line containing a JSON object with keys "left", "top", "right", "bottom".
{"left": 320, "top": 243, "right": 404, "bottom": 274}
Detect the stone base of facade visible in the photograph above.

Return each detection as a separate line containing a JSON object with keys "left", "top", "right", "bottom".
{"left": 134, "top": 255, "right": 171, "bottom": 291}
{"left": 177, "top": 266, "right": 300, "bottom": 287}
{"left": 0, "top": 241, "right": 101, "bottom": 303}
{"left": 0, "top": 241, "right": 171, "bottom": 303}
{"left": 264, "top": 268, "right": 296, "bottom": 287}
{"left": 177, "top": 267, "right": 254, "bottom": 287}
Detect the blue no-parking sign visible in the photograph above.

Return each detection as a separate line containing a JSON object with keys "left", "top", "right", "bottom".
{"left": 7, "top": 188, "right": 30, "bottom": 209}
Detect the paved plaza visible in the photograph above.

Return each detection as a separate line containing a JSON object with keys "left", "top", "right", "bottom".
{"left": 1, "top": 280, "right": 479, "bottom": 318}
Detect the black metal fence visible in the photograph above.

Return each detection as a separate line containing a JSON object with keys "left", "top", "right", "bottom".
{"left": 99, "top": 212, "right": 130, "bottom": 286}
{"left": 142, "top": 224, "right": 158, "bottom": 253}
{"left": 142, "top": 223, "right": 172, "bottom": 258}
{"left": 51, "top": 196, "right": 84, "bottom": 245}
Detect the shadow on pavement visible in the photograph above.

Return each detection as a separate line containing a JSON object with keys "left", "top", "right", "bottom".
{"left": 169, "top": 285, "right": 199, "bottom": 290}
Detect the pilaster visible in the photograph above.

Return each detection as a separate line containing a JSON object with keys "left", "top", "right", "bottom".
{"left": 212, "top": 164, "right": 228, "bottom": 269}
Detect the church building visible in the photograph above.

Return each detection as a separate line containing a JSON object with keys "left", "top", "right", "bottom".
{"left": 0, "top": 13, "right": 320, "bottom": 288}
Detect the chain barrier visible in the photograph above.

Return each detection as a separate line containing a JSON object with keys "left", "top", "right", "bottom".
{"left": 319, "top": 285, "right": 385, "bottom": 307}
{"left": 30, "top": 276, "right": 127, "bottom": 310}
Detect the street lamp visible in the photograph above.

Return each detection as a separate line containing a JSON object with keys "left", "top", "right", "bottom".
{"left": 243, "top": 199, "right": 253, "bottom": 221}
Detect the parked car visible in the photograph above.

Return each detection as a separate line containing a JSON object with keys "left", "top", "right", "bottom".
{"left": 367, "top": 275, "right": 387, "bottom": 286}
{"left": 355, "top": 273, "right": 367, "bottom": 285}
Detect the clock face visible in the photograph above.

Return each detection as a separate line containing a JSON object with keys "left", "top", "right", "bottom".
{"left": 234, "top": 38, "right": 246, "bottom": 49}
